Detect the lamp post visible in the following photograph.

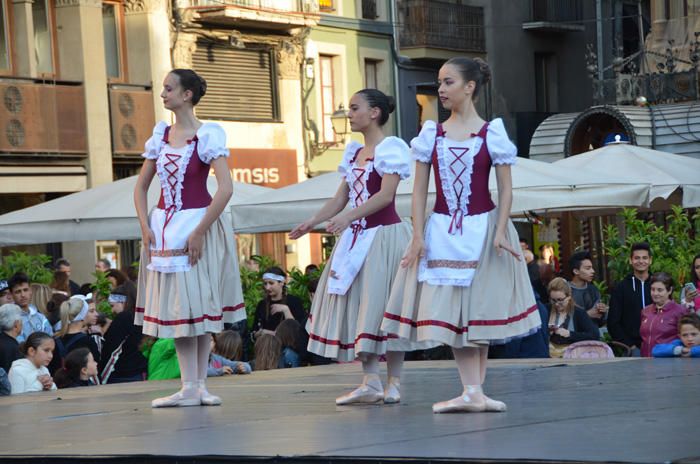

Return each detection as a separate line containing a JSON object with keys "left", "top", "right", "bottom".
{"left": 330, "top": 103, "right": 349, "bottom": 139}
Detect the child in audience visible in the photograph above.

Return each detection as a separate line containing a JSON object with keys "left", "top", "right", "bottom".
{"left": 208, "top": 330, "right": 251, "bottom": 376}
{"left": 9, "top": 332, "right": 56, "bottom": 394}
{"left": 54, "top": 347, "right": 98, "bottom": 388}
{"left": 275, "top": 319, "right": 303, "bottom": 368}
{"left": 252, "top": 334, "right": 281, "bottom": 371}
{"left": 652, "top": 313, "right": 700, "bottom": 358}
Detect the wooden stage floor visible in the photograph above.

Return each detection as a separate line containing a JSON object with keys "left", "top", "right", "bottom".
{"left": 1, "top": 358, "right": 699, "bottom": 464}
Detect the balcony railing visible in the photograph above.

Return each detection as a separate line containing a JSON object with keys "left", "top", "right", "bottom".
{"left": 189, "top": 0, "right": 317, "bottom": 13}
{"left": 398, "top": 0, "right": 485, "bottom": 53}
{"left": 109, "top": 85, "right": 155, "bottom": 157}
{"left": 362, "top": 0, "right": 377, "bottom": 19}
{"left": 531, "top": 0, "right": 583, "bottom": 23}
{"left": 0, "top": 80, "right": 86, "bottom": 155}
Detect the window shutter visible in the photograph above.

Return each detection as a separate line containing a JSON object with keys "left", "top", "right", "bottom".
{"left": 192, "top": 41, "right": 279, "bottom": 121}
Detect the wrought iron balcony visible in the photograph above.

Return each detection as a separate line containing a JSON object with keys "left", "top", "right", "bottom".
{"left": 523, "top": 0, "right": 585, "bottom": 33}
{"left": 398, "top": 0, "right": 485, "bottom": 58}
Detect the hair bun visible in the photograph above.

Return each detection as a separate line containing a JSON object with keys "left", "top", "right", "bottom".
{"left": 387, "top": 95, "right": 396, "bottom": 114}
{"left": 199, "top": 76, "right": 207, "bottom": 98}
{"left": 474, "top": 57, "right": 491, "bottom": 85}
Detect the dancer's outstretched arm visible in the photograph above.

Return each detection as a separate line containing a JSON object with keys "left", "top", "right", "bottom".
{"left": 289, "top": 182, "right": 350, "bottom": 239}
{"left": 400, "top": 161, "right": 430, "bottom": 268}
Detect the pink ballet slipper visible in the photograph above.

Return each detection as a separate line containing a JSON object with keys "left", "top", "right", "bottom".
{"left": 152, "top": 382, "right": 201, "bottom": 408}
{"left": 198, "top": 380, "right": 222, "bottom": 406}
{"left": 336, "top": 375, "right": 383, "bottom": 405}
{"left": 383, "top": 376, "right": 401, "bottom": 404}
{"left": 432, "top": 385, "right": 487, "bottom": 414}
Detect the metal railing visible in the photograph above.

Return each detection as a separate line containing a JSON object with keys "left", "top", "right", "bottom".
{"left": 531, "top": 0, "right": 583, "bottom": 23}
{"left": 189, "top": 0, "right": 316, "bottom": 13}
{"left": 398, "top": 0, "right": 485, "bottom": 53}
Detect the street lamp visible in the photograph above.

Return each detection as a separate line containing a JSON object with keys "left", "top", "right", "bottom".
{"left": 330, "top": 103, "right": 349, "bottom": 138}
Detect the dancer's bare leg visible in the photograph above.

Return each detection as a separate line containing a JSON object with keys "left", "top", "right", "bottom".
{"left": 336, "top": 353, "right": 383, "bottom": 405}
{"left": 384, "top": 351, "right": 404, "bottom": 403}
{"left": 196, "top": 333, "right": 221, "bottom": 406}
{"left": 152, "top": 337, "right": 200, "bottom": 408}
{"left": 432, "top": 346, "right": 486, "bottom": 413}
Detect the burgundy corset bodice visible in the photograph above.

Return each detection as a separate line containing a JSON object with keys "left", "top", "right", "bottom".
{"left": 432, "top": 123, "right": 495, "bottom": 216}
{"left": 350, "top": 148, "right": 401, "bottom": 229}
{"left": 156, "top": 127, "right": 213, "bottom": 210}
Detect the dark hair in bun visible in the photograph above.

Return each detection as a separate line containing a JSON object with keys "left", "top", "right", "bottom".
{"left": 170, "top": 69, "right": 207, "bottom": 105}
{"left": 444, "top": 56, "right": 491, "bottom": 98}
{"left": 356, "top": 88, "right": 395, "bottom": 126}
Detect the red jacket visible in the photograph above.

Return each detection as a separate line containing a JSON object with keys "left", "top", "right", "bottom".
{"left": 640, "top": 300, "right": 687, "bottom": 357}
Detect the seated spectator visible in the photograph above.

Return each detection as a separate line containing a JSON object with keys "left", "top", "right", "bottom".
{"left": 30, "top": 283, "right": 53, "bottom": 320}
{"left": 9, "top": 273, "right": 53, "bottom": 343}
{"left": 0, "top": 279, "right": 13, "bottom": 305}
{"left": 95, "top": 259, "right": 111, "bottom": 273}
{"left": 98, "top": 283, "right": 146, "bottom": 383}
{"left": 275, "top": 319, "right": 304, "bottom": 368}
{"left": 0, "top": 367, "right": 10, "bottom": 396}
{"left": 208, "top": 331, "right": 251, "bottom": 376}
{"left": 45, "top": 293, "right": 69, "bottom": 331}
{"left": 50, "top": 271, "right": 71, "bottom": 296}
{"left": 307, "top": 278, "right": 319, "bottom": 302}
{"left": 680, "top": 253, "right": 700, "bottom": 312}
{"left": 653, "top": 313, "right": 700, "bottom": 358}
{"left": 252, "top": 267, "right": 306, "bottom": 340}
{"left": 49, "top": 297, "right": 100, "bottom": 375}
{"left": 0, "top": 304, "right": 23, "bottom": 372}
{"left": 537, "top": 243, "right": 559, "bottom": 287}
{"left": 141, "top": 337, "right": 180, "bottom": 381}
{"left": 108, "top": 281, "right": 137, "bottom": 316}
{"left": 547, "top": 277, "right": 599, "bottom": 358}
{"left": 252, "top": 334, "right": 281, "bottom": 371}
{"left": 9, "top": 332, "right": 56, "bottom": 394}
{"left": 568, "top": 251, "right": 608, "bottom": 327}
{"left": 640, "top": 272, "right": 688, "bottom": 357}
{"left": 78, "top": 283, "right": 94, "bottom": 297}
{"left": 305, "top": 264, "right": 319, "bottom": 276}
{"left": 106, "top": 269, "right": 129, "bottom": 289}
{"left": 55, "top": 258, "right": 81, "bottom": 296}
{"left": 54, "top": 347, "right": 98, "bottom": 388}
{"left": 608, "top": 242, "right": 653, "bottom": 356}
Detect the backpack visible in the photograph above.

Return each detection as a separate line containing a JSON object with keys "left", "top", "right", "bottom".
{"left": 54, "top": 333, "right": 89, "bottom": 366}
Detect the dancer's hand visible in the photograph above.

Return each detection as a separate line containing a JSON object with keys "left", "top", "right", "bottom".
{"left": 494, "top": 232, "right": 520, "bottom": 260}
{"left": 185, "top": 230, "right": 204, "bottom": 266}
{"left": 326, "top": 213, "right": 351, "bottom": 235}
{"left": 141, "top": 227, "right": 156, "bottom": 260}
{"left": 289, "top": 220, "right": 315, "bottom": 239}
{"left": 401, "top": 237, "right": 425, "bottom": 268}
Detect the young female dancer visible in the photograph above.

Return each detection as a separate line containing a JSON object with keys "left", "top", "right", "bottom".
{"left": 134, "top": 69, "right": 246, "bottom": 407}
{"left": 290, "top": 89, "right": 426, "bottom": 405}
{"left": 382, "top": 57, "right": 541, "bottom": 413}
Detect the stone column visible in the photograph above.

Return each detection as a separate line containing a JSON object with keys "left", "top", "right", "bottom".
{"left": 123, "top": 0, "right": 171, "bottom": 122}
{"left": 54, "top": 0, "right": 112, "bottom": 188}
{"left": 11, "top": 0, "right": 36, "bottom": 77}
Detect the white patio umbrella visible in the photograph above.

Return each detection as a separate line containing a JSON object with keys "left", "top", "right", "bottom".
{"left": 553, "top": 142, "right": 700, "bottom": 207}
{"left": 232, "top": 157, "right": 649, "bottom": 233}
{"left": 0, "top": 176, "right": 271, "bottom": 246}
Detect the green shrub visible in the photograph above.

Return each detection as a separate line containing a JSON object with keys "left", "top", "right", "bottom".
{"left": 0, "top": 251, "right": 53, "bottom": 284}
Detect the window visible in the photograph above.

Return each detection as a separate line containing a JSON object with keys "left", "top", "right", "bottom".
{"left": 361, "top": 0, "right": 377, "bottom": 19}
{"left": 364, "top": 59, "right": 379, "bottom": 89}
{"left": 0, "top": 0, "right": 10, "bottom": 72}
{"left": 32, "top": 0, "right": 54, "bottom": 75}
{"left": 319, "top": 54, "right": 337, "bottom": 142}
{"left": 103, "top": 2, "right": 126, "bottom": 80}
{"left": 192, "top": 41, "right": 279, "bottom": 121}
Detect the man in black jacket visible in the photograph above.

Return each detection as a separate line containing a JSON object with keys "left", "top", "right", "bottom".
{"left": 608, "top": 242, "right": 653, "bottom": 356}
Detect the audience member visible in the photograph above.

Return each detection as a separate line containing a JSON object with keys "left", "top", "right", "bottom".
{"left": 0, "top": 304, "right": 23, "bottom": 372}
{"left": 547, "top": 277, "right": 599, "bottom": 357}
{"left": 98, "top": 283, "right": 146, "bottom": 383}
{"left": 0, "top": 368, "right": 10, "bottom": 396}
{"left": 304, "top": 264, "right": 319, "bottom": 276}
{"left": 141, "top": 337, "right": 180, "bottom": 381}
{"left": 253, "top": 267, "right": 306, "bottom": 339}
{"left": 30, "top": 283, "right": 53, "bottom": 320}
{"left": 50, "top": 271, "right": 71, "bottom": 296}
{"left": 307, "top": 278, "right": 319, "bottom": 302}
{"left": 95, "top": 259, "right": 111, "bottom": 273}
{"left": 608, "top": 242, "right": 653, "bottom": 356}
{"left": 9, "top": 273, "right": 52, "bottom": 343}
{"left": 208, "top": 331, "right": 251, "bottom": 376}
{"left": 652, "top": 313, "right": 700, "bottom": 358}
{"left": 54, "top": 347, "right": 98, "bottom": 388}
{"left": 9, "top": 331, "right": 56, "bottom": 394}
{"left": 568, "top": 251, "right": 607, "bottom": 327}
{"left": 108, "top": 282, "right": 137, "bottom": 316}
{"left": 252, "top": 334, "right": 281, "bottom": 371}
{"left": 0, "top": 280, "right": 13, "bottom": 305}
{"left": 537, "top": 243, "right": 559, "bottom": 287}
{"left": 49, "top": 297, "right": 100, "bottom": 375}
{"left": 680, "top": 253, "right": 700, "bottom": 312}
{"left": 45, "top": 293, "right": 69, "bottom": 331}
{"left": 275, "top": 319, "right": 304, "bottom": 368}
{"left": 78, "top": 283, "right": 93, "bottom": 297}
{"left": 106, "top": 269, "right": 129, "bottom": 289}
{"left": 640, "top": 272, "right": 688, "bottom": 357}
{"left": 55, "top": 258, "right": 80, "bottom": 296}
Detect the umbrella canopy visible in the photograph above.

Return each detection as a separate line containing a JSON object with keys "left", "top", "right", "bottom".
{"left": 232, "top": 157, "right": 649, "bottom": 233}
{"left": 553, "top": 143, "right": 700, "bottom": 207}
{"left": 0, "top": 176, "right": 271, "bottom": 246}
